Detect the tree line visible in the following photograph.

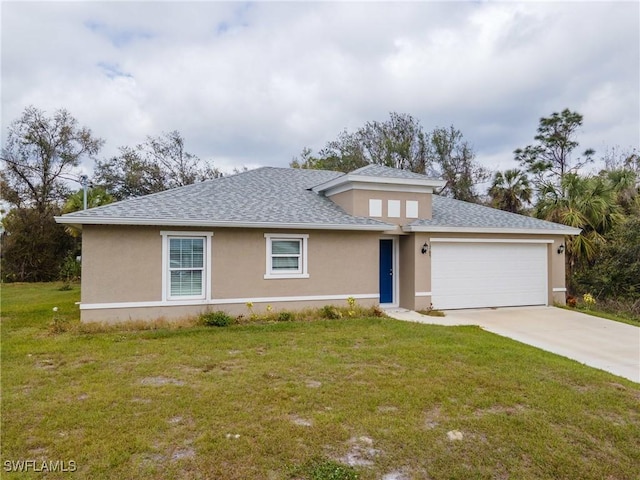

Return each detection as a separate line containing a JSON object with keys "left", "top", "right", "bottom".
{"left": 289, "top": 110, "right": 638, "bottom": 309}
{"left": 1, "top": 106, "right": 638, "bottom": 315}
{"left": 1, "top": 106, "right": 220, "bottom": 282}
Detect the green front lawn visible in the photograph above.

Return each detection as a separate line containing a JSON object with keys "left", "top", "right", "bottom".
{"left": 2, "top": 283, "right": 639, "bottom": 479}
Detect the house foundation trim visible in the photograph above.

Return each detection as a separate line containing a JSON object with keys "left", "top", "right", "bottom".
{"left": 79, "top": 293, "right": 380, "bottom": 310}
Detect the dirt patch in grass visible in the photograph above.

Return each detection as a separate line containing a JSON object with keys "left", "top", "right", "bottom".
{"left": 474, "top": 404, "right": 527, "bottom": 417}
{"left": 139, "top": 376, "right": 185, "bottom": 387}
{"left": 290, "top": 415, "right": 313, "bottom": 427}
{"left": 338, "top": 436, "right": 381, "bottom": 467}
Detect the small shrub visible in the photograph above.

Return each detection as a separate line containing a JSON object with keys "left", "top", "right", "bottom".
{"left": 59, "top": 254, "right": 81, "bottom": 283}
{"left": 292, "top": 457, "right": 359, "bottom": 480}
{"left": 200, "top": 311, "right": 233, "bottom": 327}
{"left": 58, "top": 282, "right": 73, "bottom": 291}
{"left": 278, "top": 311, "right": 294, "bottom": 322}
{"left": 566, "top": 295, "right": 577, "bottom": 308}
{"left": 368, "top": 305, "right": 385, "bottom": 317}
{"left": 582, "top": 293, "right": 596, "bottom": 310}
{"left": 321, "top": 305, "right": 343, "bottom": 319}
{"left": 49, "top": 307, "right": 71, "bottom": 334}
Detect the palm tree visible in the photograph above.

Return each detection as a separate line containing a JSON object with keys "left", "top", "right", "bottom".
{"left": 63, "top": 186, "right": 113, "bottom": 214}
{"left": 62, "top": 187, "right": 113, "bottom": 237}
{"left": 488, "top": 169, "right": 532, "bottom": 213}
{"left": 604, "top": 168, "right": 639, "bottom": 214}
{"left": 535, "top": 173, "right": 623, "bottom": 288}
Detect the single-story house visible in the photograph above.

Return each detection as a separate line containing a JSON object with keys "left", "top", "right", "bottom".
{"left": 56, "top": 165, "right": 580, "bottom": 323}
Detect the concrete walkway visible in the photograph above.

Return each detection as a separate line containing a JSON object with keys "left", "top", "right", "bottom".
{"left": 385, "top": 306, "right": 640, "bottom": 383}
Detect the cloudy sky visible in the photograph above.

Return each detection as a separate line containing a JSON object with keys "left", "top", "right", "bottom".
{"left": 2, "top": 1, "right": 639, "bottom": 179}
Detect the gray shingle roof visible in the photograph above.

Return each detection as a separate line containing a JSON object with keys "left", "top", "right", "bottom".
{"left": 408, "top": 195, "right": 579, "bottom": 233}
{"left": 349, "top": 164, "right": 440, "bottom": 180}
{"left": 58, "top": 167, "right": 393, "bottom": 230}
{"left": 57, "top": 165, "right": 578, "bottom": 234}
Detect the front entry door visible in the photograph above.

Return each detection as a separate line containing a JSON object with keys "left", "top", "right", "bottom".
{"left": 379, "top": 239, "right": 393, "bottom": 304}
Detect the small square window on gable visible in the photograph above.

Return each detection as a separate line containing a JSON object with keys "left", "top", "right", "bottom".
{"left": 369, "top": 199, "right": 382, "bottom": 217}
{"left": 406, "top": 200, "right": 419, "bottom": 218}
{"left": 388, "top": 200, "right": 401, "bottom": 218}
{"left": 264, "top": 234, "right": 309, "bottom": 279}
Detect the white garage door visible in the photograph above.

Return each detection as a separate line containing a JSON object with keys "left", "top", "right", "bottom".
{"left": 431, "top": 241, "right": 548, "bottom": 310}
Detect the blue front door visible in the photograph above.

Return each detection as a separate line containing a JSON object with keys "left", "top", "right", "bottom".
{"left": 379, "top": 239, "right": 393, "bottom": 304}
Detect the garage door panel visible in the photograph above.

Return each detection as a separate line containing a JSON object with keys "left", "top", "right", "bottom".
{"left": 431, "top": 242, "right": 548, "bottom": 310}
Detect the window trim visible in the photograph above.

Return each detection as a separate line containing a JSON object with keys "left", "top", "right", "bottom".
{"left": 369, "top": 199, "right": 382, "bottom": 217}
{"left": 264, "top": 233, "right": 309, "bottom": 279}
{"left": 161, "top": 231, "right": 213, "bottom": 302}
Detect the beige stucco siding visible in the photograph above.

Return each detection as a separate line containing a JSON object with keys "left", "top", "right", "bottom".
{"left": 329, "top": 190, "right": 432, "bottom": 223}
{"left": 212, "top": 229, "right": 378, "bottom": 298}
{"left": 398, "top": 236, "right": 415, "bottom": 309}
{"left": 82, "top": 225, "right": 163, "bottom": 304}
{"left": 80, "top": 225, "right": 381, "bottom": 321}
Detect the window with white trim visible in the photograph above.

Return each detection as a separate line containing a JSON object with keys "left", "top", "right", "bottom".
{"left": 169, "top": 237, "right": 204, "bottom": 297}
{"left": 161, "top": 231, "right": 213, "bottom": 301}
{"left": 264, "top": 234, "right": 309, "bottom": 279}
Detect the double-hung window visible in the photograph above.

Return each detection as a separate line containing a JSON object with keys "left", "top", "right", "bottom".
{"left": 264, "top": 234, "right": 309, "bottom": 279}
{"left": 161, "top": 231, "right": 213, "bottom": 301}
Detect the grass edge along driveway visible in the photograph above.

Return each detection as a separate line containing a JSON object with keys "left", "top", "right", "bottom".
{"left": 2, "top": 283, "right": 640, "bottom": 480}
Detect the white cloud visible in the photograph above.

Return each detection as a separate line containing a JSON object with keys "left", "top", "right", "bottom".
{"left": 2, "top": 1, "right": 638, "bottom": 180}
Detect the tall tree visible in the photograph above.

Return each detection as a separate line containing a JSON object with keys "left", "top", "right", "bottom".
{"left": 291, "top": 113, "right": 487, "bottom": 201}
{"left": 514, "top": 108, "right": 594, "bottom": 197}
{"left": 428, "top": 126, "right": 489, "bottom": 202}
{"left": 488, "top": 169, "right": 532, "bottom": 213}
{"left": 1, "top": 207, "right": 74, "bottom": 282}
{"left": 574, "top": 215, "right": 640, "bottom": 299}
{"left": 1, "top": 106, "right": 104, "bottom": 212}
{"left": 535, "top": 173, "right": 622, "bottom": 289}
{"left": 291, "top": 141, "right": 368, "bottom": 173}
{"left": 358, "top": 112, "right": 430, "bottom": 172}
{"left": 94, "top": 131, "right": 220, "bottom": 200}
{"left": 292, "top": 113, "right": 431, "bottom": 173}
{"left": 0, "top": 106, "right": 103, "bottom": 282}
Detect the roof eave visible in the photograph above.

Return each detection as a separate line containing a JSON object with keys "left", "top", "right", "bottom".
{"left": 402, "top": 225, "right": 582, "bottom": 236}
{"left": 54, "top": 216, "right": 393, "bottom": 232}
{"left": 312, "top": 174, "right": 446, "bottom": 193}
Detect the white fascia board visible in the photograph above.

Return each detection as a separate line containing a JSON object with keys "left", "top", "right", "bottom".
{"left": 325, "top": 182, "right": 436, "bottom": 196}
{"left": 312, "top": 174, "right": 446, "bottom": 194}
{"left": 403, "top": 225, "right": 582, "bottom": 236}
{"left": 54, "top": 216, "right": 393, "bottom": 231}
{"left": 53, "top": 218, "right": 83, "bottom": 230}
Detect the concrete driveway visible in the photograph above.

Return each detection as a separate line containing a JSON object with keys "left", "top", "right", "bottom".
{"left": 385, "top": 306, "right": 640, "bottom": 383}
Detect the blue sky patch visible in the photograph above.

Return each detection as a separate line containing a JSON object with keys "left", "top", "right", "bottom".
{"left": 97, "top": 62, "right": 133, "bottom": 80}
{"left": 84, "top": 20, "right": 153, "bottom": 48}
